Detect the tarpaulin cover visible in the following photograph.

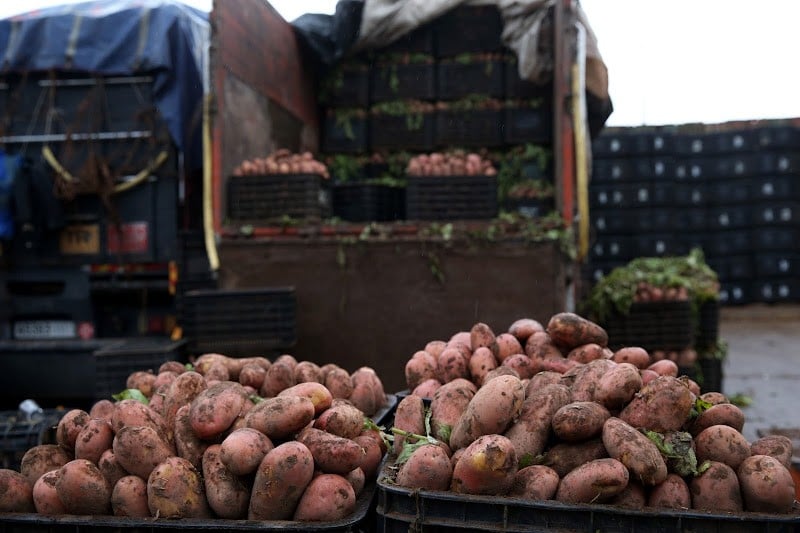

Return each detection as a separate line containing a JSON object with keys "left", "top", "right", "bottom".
{"left": 0, "top": 0, "right": 210, "bottom": 161}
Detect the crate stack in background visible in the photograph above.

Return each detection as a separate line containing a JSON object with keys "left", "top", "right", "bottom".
{"left": 317, "top": 4, "right": 555, "bottom": 223}
{"left": 589, "top": 119, "right": 800, "bottom": 306}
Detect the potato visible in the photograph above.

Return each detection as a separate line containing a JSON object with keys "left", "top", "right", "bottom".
{"left": 430, "top": 379, "right": 476, "bottom": 443}
{"left": 293, "top": 474, "right": 356, "bottom": 521}
{"left": 495, "top": 333, "right": 524, "bottom": 363}
{"left": 451, "top": 434, "right": 517, "bottom": 495}
{"left": 112, "top": 398, "right": 169, "bottom": 436}
{"left": 566, "top": 343, "right": 606, "bottom": 364}
{"left": 611, "top": 347, "right": 651, "bottom": 369}
{"left": 296, "top": 427, "right": 365, "bottom": 475}
{"left": 204, "top": 362, "right": 230, "bottom": 382}
{"left": 162, "top": 370, "right": 206, "bottom": 429}
{"left": 325, "top": 367, "right": 354, "bottom": 399}
{"left": 639, "top": 369, "right": 660, "bottom": 386}
{"left": 238, "top": 363, "right": 267, "bottom": 390}
{"left": 689, "top": 461, "right": 742, "bottom": 512}
{"left": 98, "top": 449, "right": 128, "bottom": 489}
{"left": 219, "top": 428, "right": 274, "bottom": 476}
{"left": 694, "top": 425, "right": 751, "bottom": 470}
{"left": 279, "top": 382, "right": 333, "bottom": 416}
{"left": 20, "top": 444, "right": 71, "bottom": 486}
{"left": 424, "top": 340, "right": 447, "bottom": 359}
{"left": 648, "top": 473, "right": 691, "bottom": 509}
{"left": 249, "top": 441, "right": 314, "bottom": 520}
{"left": 543, "top": 438, "right": 608, "bottom": 477}
{"left": 483, "top": 366, "right": 520, "bottom": 383}
{"left": 55, "top": 409, "right": 90, "bottom": 452}
{"left": 148, "top": 456, "right": 211, "bottom": 518}
{"left": 294, "top": 361, "right": 323, "bottom": 383}
{"left": 159, "top": 360, "right": 188, "bottom": 374}
{"left": 619, "top": 376, "right": 694, "bottom": 433}
{"left": 750, "top": 435, "right": 793, "bottom": 469}
{"left": 690, "top": 403, "right": 745, "bottom": 435}
{"left": 609, "top": 480, "right": 647, "bottom": 509}
{"left": 508, "top": 318, "right": 544, "bottom": 342}
{"left": 505, "top": 383, "right": 571, "bottom": 462}
{"left": 603, "top": 417, "right": 668, "bottom": 486}
{"left": 737, "top": 454, "right": 796, "bottom": 513}
{"left": 555, "top": 458, "right": 629, "bottom": 503}
{"left": 445, "top": 341, "right": 472, "bottom": 363}
{"left": 569, "top": 358, "right": 615, "bottom": 402}
{"left": 547, "top": 312, "right": 608, "bottom": 351}
{"left": 594, "top": 362, "right": 643, "bottom": 409}
{"left": 647, "top": 359, "right": 679, "bottom": 378}
{"left": 173, "top": 404, "right": 207, "bottom": 470}
{"left": 111, "top": 475, "right": 150, "bottom": 517}
{"left": 0, "top": 469, "right": 35, "bottom": 512}
{"left": 395, "top": 443, "right": 453, "bottom": 491}
{"left": 353, "top": 433, "right": 384, "bottom": 480}
{"left": 412, "top": 378, "right": 442, "bottom": 398}
{"left": 346, "top": 468, "right": 365, "bottom": 497}
{"left": 89, "top": 399, "right": 116, "bottom": 424}
{"left": 393, "top": 394, "right": 426, "bottom": 455}
{"left": 509, "top": 465, "right": 560, "bottom": 500}
{"left": 351, "top": 367, "right": 386, "bottom": 412}
{"left": 437, "top": 347, "right": 470, "bottom": 383}
{"left": 113, "top": 425, "right": 174, "bottom": 480}
{"left": 468, "top": 346, "right": 498, "bottom": 387}
{"left": 126, "top": 371, "right": 156, "bottom": 397}
{"left": 314, "top": 400, "right": 365, "bottom": 440}
{"left": 244, "top": 395, "right": 315, "bottom": 441}
{"left": 32, "top": 469, "right": 66, "bottom": 515}
{"left": 700, "top": 391, "right": 728, "bottom": 405}
{"left": 202, "top": 444, "right": 249, "bottom": 519}
{"left": 552, "top": 401, "right": 611, "bottom": 442}
{"left": 260, "top": 361, "right": 295, "bottom": 397}
{"left": 470, "top": 322, "right": 498, "bottom": 355}
{"left": 526, "top": 371, "right": 563, "bottom": 392}
{"left": 188, "top": 381, "right": 249, "bottom": 440}
{"left": 501, "top": 353, "right": 540, "bottom": 380}
{"left": 524, "top": 331, "right": 563, "bottom": 359}
{"left": 450, "top": 374, "right": 525, "bottom": 451}
{"left": 73, "top": 418, "right": 114, "bottom": 465}
{"left": 56, "top": 459, "right": 111, "bottom": 515}
{"left": 348, "top": 381, "right": 377, "bottom": 416}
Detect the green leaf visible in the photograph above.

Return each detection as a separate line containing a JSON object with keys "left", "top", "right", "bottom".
{"left": 646, "top": 430, "right": 701, "bottom": 477}
{"left": 249, "top": 394, "right": 264, "bottom": 404}
{"left": 184, "top": 363, "right": 194, "bottom": 371}
{"left": 112, "top": 389, "right": 149, "bottom": 405}
{"left": 434, "top": 422, "right": 452, "bottom": 443}
{"left": 518, "top": 453, "right": 535, "bottom": 469}
{"left": 729, "top": 393, "right": 753, "bottom": 407}
{"left": 697, "top": 460, "right": 712, "bottom": 474}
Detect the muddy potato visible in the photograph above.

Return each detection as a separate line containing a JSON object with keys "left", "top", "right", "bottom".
{"left": 495, "top": 333, "right": 524, "bottom": 363}
{"left": 238, "top": 363, "right": 267, "bottom": 390}
{"left": 509, "top": 465, "right": 560, "bottom": 500}
{"left": 111, "top": 475, "right": 150, "bottom": 517}
{"left": 393, "top": 394, "right": 426, "bottom": 455}
{"left": 699, "top": 392, "right": 728, "bottom": 405}
{"left": 173, "top": 404, "right": 209, "bottom": 470}
{"left": 325, "top": 367, "right": 354, "bottom": 399}
{"left": 451, "top": 435, "right": 517, "bottom": 495}
{"left": 249, "top": 442, "right": 314, "bottom": 520}
{"left": 112, "top": 399, "right": 169, "bottom": 436}
{"left": 437, "top": 347, "right": 470, "bottom": 383}
{"left": 20, "top": 444, "right": 72, "bottom": 486}
{"left": 345, "top": 468, "right": 366, "bottom": 497}
{"left": 546, "top": 312, "right": 608, "bottom": 351}
{"left": 353, "top": 434, "right": 384, "bottom": 481}
{"left": 162, "top": 370, "right": 207, "bottom": 430}
{"left": 126, "top": 371, "right": 156, "bottom": 397}
{"left": 504, "top": 383, "right": 571, "bottom": 462}
{"left": 296, "top": 427, "right": 365, "bottom": 476}
{"left": 56, "top": 409, "right": 91, "bottom": 452}
{"left": 737, "top": 454, "right": 796, "bottom": 513}
{"left": 555, "top": 458, "right": 629, "bottom": 504}
{"left": 594, "top": 362, "right": 643, "bottom": 410}
{"left": 32, "top": 470, "right": 66, "bottom": 515}
{"left": 508, "top": 318, "right": 544, "bottom": 343}
{"left": 524, "top": 331, "right": 563, "bottom": 359}
{"left": 350, "top": 367, "right": 386, "bottom": 416}
{"left": 220, "top": 428, "right": 274, "bottom": 476}
{"left": 619, "top": 376, "right": 694, "bottom": 433}
{"left": 113, "top": 425, "right": 174, "bottom": 480}
{"left": 293, "top": 474, "right": 356, "bottom": 521}
{"left": 89, "top": 399, "right": 116, "bottom": 424}
{"left": 279, "top": 382, "right": 333, "bottom": 416}
{"left": 689, "top": 461, "right": 742, "bottom": 512}
{"left": 603, "top": 417, "right": 668, "bottom": 486}
{"left": 430, "top": 379, "right": 476, "bottom": 443}
{"left": 203, "top": 444, "right": 250, "bottom": 519}
{"left": 159, "top": 360, "right": 187, "bottom": 374}
{"left": 483, "top": 366, "right": 520, "bottom": 383}
{"left": 648, "top": 473, "right": 691, "bottom": 509}
{"left": 293, "top": 361, "right": 323, "bottom": 383}
{"left": 148, "top": 456, "right": 211, "bottom": 518}
{"left": 395, "top": 444, "right": 453, "bottom": 491}
{"left": 56, "top": 459, "right": 111, "bottom": 515}
{"left": 526, "top": 371, "right": 563, "bottom": 392}
{"left": 470, "top": 322, "right": 498, "bottom": 355}
{"left": 691, "top": 403, "right": 745, "bottom": 435}
{"left": 244, "top": 395, "right": 315, "bottom": 440}
{"left": 260, "top": 361, "right": 296, "bottom": 397}
{"left": 647, "top": 359, "right": 679, "bottom": 378}
{"left": 501, "top": 353, "right": 540, "bottom": 380}
{"left": 98, "top": 449, "right": 128, "bottom": 489}
{"left": 552, "top": 401, "right": 611, "bottom": 442}
{"left": 566, "top": 343, "right": 606, "bottom": 364}
{"left": 543, "top": 438, "right": 608, "bottom": 478}
{"left": 314, "top": 400, "right": 365, "bottom": 440}
{"left": 75, "top": 418, "right": 115, "bottom": 464}
{"left": 569, "top": 358, "right": 615, "bottom": 402}
{"left": 424, "top": 340, "right": 448, "bottom": 360}
{"left": 750, "top": 435, "right": 793, "bottom": 469}
{"left": 468, "top": 346, "right": 498, "bottom": 387}
{"left": 0, "top": 469, "right": 35, "bottom": 512}
{"left": 694, "top": 424, "right": 751, "bottom": 470}
{"left": 450, "top": 374, "right": 525, "bottom": 451}
{"left": 611, "top": 347, "right": 651, "bottom": 369}
{"left": 610, "top": 481, "right": 647, "bottom": 509}
{"left": 412, "top": 378, "right": 442, "bottom": 398}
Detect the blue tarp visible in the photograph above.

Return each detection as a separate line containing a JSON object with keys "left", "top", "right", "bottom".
{"left": 0, "top": 0, "right": 210, "bottom": 165}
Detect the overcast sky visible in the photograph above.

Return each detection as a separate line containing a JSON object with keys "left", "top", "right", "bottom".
{"left": 2, "top": 0, "right": 799, "bottom": 127}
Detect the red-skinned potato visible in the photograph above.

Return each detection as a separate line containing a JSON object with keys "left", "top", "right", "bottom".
{"left": 737, "top": 454, "right": 796, "bottom": 513}
{"left": 495, "top": 333, "right": 523, "bottom": 363}
{"left": 555, "top": 458, "right": 629, "bottom": 504}
{"left": 612, "top": 347, "right": 651, "bottom": 369}
{"left": 279, "top": 382, "right": 333, "bottom": 416}
{"left": 248, "top": 441, "right": 314, "bottom": 520}
{"left": 203, "top": 444, "right": 250, "bottom": 519}
{"left": 20, "top": 444, "right": 71, "bottom": 487}
{"left": 220, "top": 427, "right": 274, "bottom": 476}
{"left": 111, "top": 475, "right": 150, "bottom": 517}
{"left": 293, "top": 474, "right": 356, "bottom": 521}
{"left": 501, "top": 353, "right": 540, "bottom": 380}
{"left": 468, "top": 346, "right": 498, "bottom": 387}
{"left": 56, "top": 459, "right": 111, "bottom": 515}
{"left": 450, "top": 374, "right": 524, "bottom": 450}
{"left": 451, "top": 434, "right": 517, "bottom": 495}
{"left": 147, "top": 456, "right": 211, "bottom": 519}
{"left": 74, "top": 418, "right": 115, "bottom": 464}
{"left": 470, "top": 322, "right": 498, "bottom": 356}
{"left": 411, "top": 378, "right": 442, "bottom": 398}
{"left": 56, "top": 409, "right": 91, "bottom": 452}
{"left": 393, "top": 394, "right": 426, "bottom": 455}
{"left": 509, "top": 465, "right": 560, "bottom": 500}
{"left": 32, "top": 470, "right": 67, "bottom": 515}
{"left": 546, "top": 312, "right": 608, "bottom": 351}
{"left": 396, "top": 443, "right": 453, "bottom": 491}
{"left": 325, "top": 367, "right": 354, "bottom": 399}
{"left": 244, "top": 395, "right": 315, "bottom": 441}
{"left": 0, "top": 469, "right": 35, "bottom": 512}
{"left": 508, "top": 318, "right": 544, "bottom": 343}
{"left": 405, "top": 350, "right": 438, "bottom": 390}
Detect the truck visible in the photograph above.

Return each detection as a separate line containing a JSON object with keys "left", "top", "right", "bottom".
{"left": 0, "top": 0, "right": 611, "bottom": 406}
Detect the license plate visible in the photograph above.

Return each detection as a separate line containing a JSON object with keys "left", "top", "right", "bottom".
{"left": 13, "top": 320, "right": 76, "bottom": 340}
{"left": 60, "top": 224, "right": 100, "bottom": 255}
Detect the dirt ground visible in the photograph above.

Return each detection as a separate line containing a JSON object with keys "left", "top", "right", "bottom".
{"left": 719, "top": 304, "right": 799, "bottom": 450}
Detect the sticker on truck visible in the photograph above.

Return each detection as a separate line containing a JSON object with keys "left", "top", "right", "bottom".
{"left": 13, "top": 320, "right": 76, "bottom": 340}
{"left": 107, "top": 222, "right": 149, "bottom": 254}
{"left": 59, "top": 224, "right": 100, "bottom": 255}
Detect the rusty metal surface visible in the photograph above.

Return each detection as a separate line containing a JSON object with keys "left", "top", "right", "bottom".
{"left": 218, "top": 239, "right": 570, "bottom": 393}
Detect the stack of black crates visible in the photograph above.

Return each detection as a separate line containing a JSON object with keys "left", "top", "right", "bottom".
{"left": 319, "top": 4, "right": 554, "bottom": 223}
{"left": 589, "top": 120, "right": 800, "bottom": 306}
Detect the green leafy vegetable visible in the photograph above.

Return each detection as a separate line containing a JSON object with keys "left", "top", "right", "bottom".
{"left": 646, "top": 430, "right": 702, "bottom": 477}
{"left": 112, "top": 389, "right": 149, "bottom": 405}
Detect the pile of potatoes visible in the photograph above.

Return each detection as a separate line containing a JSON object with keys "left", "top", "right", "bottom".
{"left": 0, "top": 353, "right": 389, "bottom": 523}
{"left": 406, "top": 151, "right": 497, "bottom": 177}
{"left": 232, "top": 149, "right": 330, "bottom": 178}
{"left": 390, "top": 312, "right": 797, "bottom": 515}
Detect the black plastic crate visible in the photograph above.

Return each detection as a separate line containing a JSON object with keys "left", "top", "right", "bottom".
{"left": 698, "top": 355, "right": 724, "bottom": 394}
{"left": 227, "top": 174, "right": 332, "bottom": 223}
{"left": 757, "top": 125, "right": 800, "bottom": 149}
{"left": 332, "top": 182, "right": 405, "bottom": 222}
{"left": 179, "top": 287, "right": 297, "bottom": 357}
{"left": 436, "top": 57, "right": 504, "bottom": 100}
{"left": 405, "top": 175, "right": 497, "bottom": 221}
{"left": 695, "top": 299, "right": 720, "bottom": 349}
{"left": 592, "top": 158, "right": 670, "bottom": 182}
{"left": 435, "top": 108, "right": 504, "bottom": 148}
{"left": 370, "top": 62, "right": 436, "bottom": 103}
{"left": 696, "top": 229, "right": 753, "bottom": 256}
{"left": 705, "top": 177, "right": 752, "bottom": 205}
{"left": 321, "top": 112, "right": 369, "bottom": 154}
{"left": 93, "top": 338, "right": 187, "bottom": 401}
{"left": 706, "top": 254, "right": 754, "bottom": 282}
{"left": 760, "top": 152, "right": 800, "bottom": 175}
{"left": 710, "top": 130, "right": 758, "bottom": 153}
{"left": 711, "top": 154, "right": 760, "bottom": 179}
{"left": 502, "top": 196, "right": 554, "bottom": 218}
{"left": 585, "top": 259, "right": 627, "bottom": 283}
{"left": 319, "top": 64, "right": 370, "bottom": 108}
{"left": 590, "top": 236, "right": 636, "bottom": 262}
{"left": 503, "top": 105, "right": 551, "bottom": 145}
{"left": 753, "top": 278, "right": 800, "bottom": 303}
{"left": 673, "top": 182, "right": 709, "bottom": 207}
{"left": 504, "top": 58, "right": 550, "bottom": 100}
{"left": 590, "top": 182, "right": 669, "bottom": 209}
{"left": 753, "top": 227, "right": 800, "bottom": 251}
{"left": 434, "top": 5, "right": 503, "bottom": 58}
{"left": 633, "top": 233, "right": 678, "bottom": 258}
{"left": 672, "top": 207, "right": 708, "bottom": 231}
{"left": 674, "top": 157, "right": 714, "bottom": 181}
{"left": 706, "top": 205, "right": 752, "bottom": 230}
{"left": 378, "top": 24, "right": 435, "bottom": 55}
{"left": 755, "top": 253, "right": 799, "bottom": 278}
{"left": 719, "top": 281, "right": 753, "bottom": 305}
{"left": 602, "top": 300, "right": 695, "bottom": 351}
{"left": 370, "top": 112, "right": 436, "bottom": 151}
{"left": 0, "top": 409, "right": 64, "bottom": 470}
{"left": 592, "top": 131, "right": 653, "bottom": 157}
{"left": 751, "top": 175, "right": 800, "bottom": 200}
{"left": 592, "top": 208, "right": 673, "bottom": 235}
{"left": 674, "top": 133, "right": 710, "bottom": 155}
{"left": 753, "top": 201, "right": 800, "bottom": 226}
